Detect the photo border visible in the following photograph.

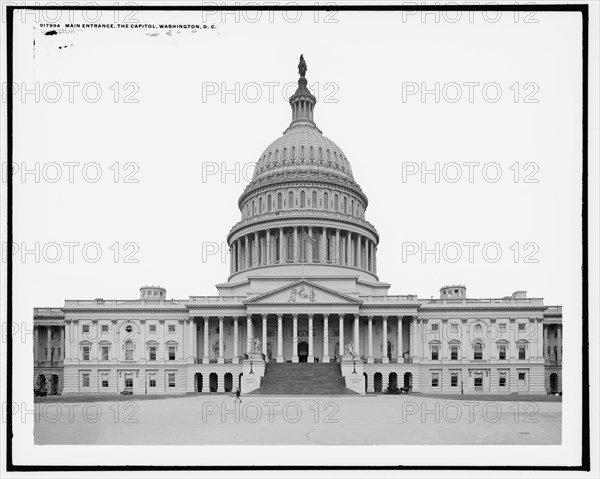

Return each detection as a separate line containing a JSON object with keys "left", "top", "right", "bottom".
{"left": 4, "top": 2, "right": 590, "bottom": 472}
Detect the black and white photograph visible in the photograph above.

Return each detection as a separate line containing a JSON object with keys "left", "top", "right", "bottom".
{"left": 1, "top": 1, "right": 597, "bottom": 476}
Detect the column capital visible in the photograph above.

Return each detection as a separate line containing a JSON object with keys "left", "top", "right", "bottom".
{"left": 368, "top": 315, "right": 373, "bottom": 321}
{"left": 233, "top": 315, "right": 239, "bottom": 321}
{"left": 382, "top": 315, "right": 388, "bottom": 320}
{"left": 262, "top": 313, "right": 267, "bottom": 319}
{"left": 277, "top": 313, "right": 283, "bottom": 320}
{"left": 323, "top": 313, "right": 329, "bottom": 319}
{"left": 308, "top": 313, "right": 314, "bottom": 319}
{"left": 218, "top": 315, "right": 224, "bottom": 321}
{"left": 354, "top": 313, "right": 360, "bottom": 320}
{"left": 338, "top": 313, "right": 345, "bottom": 318}
{"left": 292, "top": 313, "right": 298, "bottom": 320}
{"left": 247, "top": 314, "right": 252, "bottom": 320}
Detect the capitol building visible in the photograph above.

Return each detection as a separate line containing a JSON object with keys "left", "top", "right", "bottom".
{"left": 33, "top": 57, "right": 562, "bottom": 397}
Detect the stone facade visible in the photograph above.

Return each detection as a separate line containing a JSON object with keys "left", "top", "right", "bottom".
{"left": 32, "top": 57, "right": 562, "bottom": 396}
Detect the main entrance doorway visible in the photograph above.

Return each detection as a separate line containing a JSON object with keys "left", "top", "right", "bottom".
{"left": 298, "top": 341, "right": 309, "bottom": 362}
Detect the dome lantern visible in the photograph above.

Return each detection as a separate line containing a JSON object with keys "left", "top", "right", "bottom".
{"left": 287, "top": 54, "right": 318, "bottom": 129}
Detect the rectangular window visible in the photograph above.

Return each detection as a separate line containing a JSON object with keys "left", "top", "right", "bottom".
{"left": 474, "top": 375, "right": 483, "bottom": 389}
{"left": 499, "top": 373, "right": 507, "bottom": 387}
{"left": 499, "top": 345, "right": 506, "bottom": 360}
{"left": 431, "top": 372, "right": 439, "bottom": 387}
{"left": 149, "top": 346, "right": 157, "bottom": 361}
{"left": 168, "top": 346, "right": 176, "bottom": 361}
{"left": 168, "top": 324, "right": 175, "bottom": 333}
{"left": 519, "top": 345, "right": 526, "bottom": 360}
{"left": 499, "top": 323, "right": 506, "bottom": 332}
{"left": 431, "top": 323, "right": 439, "bottom": 331}
{"left": 149, "top": 373, "right": 156, "bottom": 388}
{"left": 518, "top": 323, "right": 526, "bottom": 331}
{"left": 125, "top": 374, "right": 133, "bottom": 388}
{"left": 82, "top": 346, "right": 90, "bottom": 361}
{"left": 101, "top": 373, "right": 109, "bottom": 388}
{"left": 101, "top": 346, "right": 109, "bottom": 361}
{"left": 149, "top": 324, "right": 157, "bottom": 333}
{"left": 451, "top": 373, "right": 458, "bottom": 387}
{"left": 82, "top": 373, "right": 90, "bottom": 387}
{"left": 474, "top": 343, "right": 483, "bottom": 360}
{"left": 101, "top": 325, "right": 109, "bottom": 333}
{"left": 451, "top": 345, "right": 458, "bottom": 360}
{"left": 431, "top": 345, "right": 439, "bottom": 360}
{"left": 168, "top": 373, "right": 176, "bottom": 388}
{"left": 518, "top": 371, "right": 526, "bottom": 386}
{"left": 82, "top": 325, "right": 89, "bottom": 333}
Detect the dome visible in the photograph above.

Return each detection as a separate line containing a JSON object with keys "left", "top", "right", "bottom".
{"left": 252, "top": 124, "right": 354, "bottom": 183}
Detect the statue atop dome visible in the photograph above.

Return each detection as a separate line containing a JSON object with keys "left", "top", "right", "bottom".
{"left": 298, "top": 54, "right": 307, "bottom": 77}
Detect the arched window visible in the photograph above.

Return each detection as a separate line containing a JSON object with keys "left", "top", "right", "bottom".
{"left": 323, "top": 192, "right": 329, "bottom": 210}
{"left": 300, "top": 191, "right": 305, "bottom": 208}
{"left": 350, "top": 199, "right": 354, "bottom": 215}
{"left": 267, "top": 195, "right": 272, "bottom": 212}
{"left": 288, "top": 191, "right": 294, "bottom": 209}
{"left": 252, "top": 200, "right": 255, "bottom": 216}
{"left": 311, "top": 191, "right": 317, "bottom": 207}
{"left": 474, "top": 342, "right": 483, "bottom": 360}
{"left": 125, "top": 341, "right": 134, "bottom": 361}
{"left": 343, "top": 197, "right": 347, "bottom": 213}
{"left": 259, "top": 197, "right": 263, "bottom": 214}
{"left": 334, "top": 194, "right": 339, "bottom": 211}
{"left": 277, "top": 192, "right": 282, "bottom": 210}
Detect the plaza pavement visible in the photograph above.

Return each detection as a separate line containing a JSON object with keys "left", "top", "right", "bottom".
{"left": 33, "top": 394, "right": 561, "bottom": 445}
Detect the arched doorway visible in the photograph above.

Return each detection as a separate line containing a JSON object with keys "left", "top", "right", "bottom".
{"left": 389, "top": 372, "right": 398, "bottom": 390}
{"left": 209, "top": 373, "right": 218, "bottom": 392}
{"left": 363, "top": 372, "right": 368, "bottom": 393}
{"left": 404, "top": 372, "right": 412, "bottom": 388}
{"left": 224, "top": 373, "right": 233, "bottom": 392}
{"left": 195, "top": 373, "right": 203, "bottom": 392}
{"left": 550, "top": 373, "right": 558, "bottom": 393}
{"left": 50, "top": 374, "right": 59, "bottom": 395}
{"left": 238, "top": 373, "right": 243, "bottom": 390}
{"left": 374, "top": 372, "right": 383, "bottom": 392}
{"left": 298, "top": 341, "right": 309, "bottom": 362}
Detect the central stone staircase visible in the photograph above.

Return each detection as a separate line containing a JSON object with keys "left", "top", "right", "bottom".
{"left": 249, "top": 362, "right": 357, "bottom": 395}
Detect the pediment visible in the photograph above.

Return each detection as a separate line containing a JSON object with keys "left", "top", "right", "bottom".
{"left": 245, "top": 280, "right": 361, "bottom": 305}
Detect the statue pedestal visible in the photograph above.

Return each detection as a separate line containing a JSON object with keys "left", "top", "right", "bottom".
{"left": 340, "top": 359, "right": 365, "bottom": 395}
{"left": 241, "top": 358, "right": 266, "bottom": 394}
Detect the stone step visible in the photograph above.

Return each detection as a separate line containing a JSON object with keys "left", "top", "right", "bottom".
{"left": 249, "top": 362, "right": 357, "bottom": 395}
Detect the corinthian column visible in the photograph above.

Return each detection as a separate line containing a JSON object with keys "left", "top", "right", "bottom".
{"left": 277, "top": 314, "right": 284, "bottom": 362}
{"left": 338, "top": 313, "right": 344, "bottom": 360}
{"left": 218, "top": 316, "right": 224, "bottom": 364}
{"left": 293, "top": 226, "right": 298, "bottom": 262}
{"left": 308, "top": 226, "right": 313, "bottom": 262}
{"left": 308, "top": 313, "right": 314, "bottom": 362}
{"left": 354, "top": 314, "right": 360, "bottom": 356}
{"left": 323, "top": 314, "right": 330, "bottom": 362}
{"left": 335, "top": 229, "right": 340, "bottom": 264}
{"left": 367, "top": 316, "right": 373, "bottom": 363}
{"left": 321, "top": 227, "right": 327, "bottom": 263}
{"left": 233, "top": 316, "right": 239, "bottom": 363}
{"left": 292, "top": 313, "right": 299, "bottom": 363}
{"left": 262, "top": 314, "right": 268, "bottom": 357}
{"left": 382, "top": 316, "right": 389, "bottom": 363}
